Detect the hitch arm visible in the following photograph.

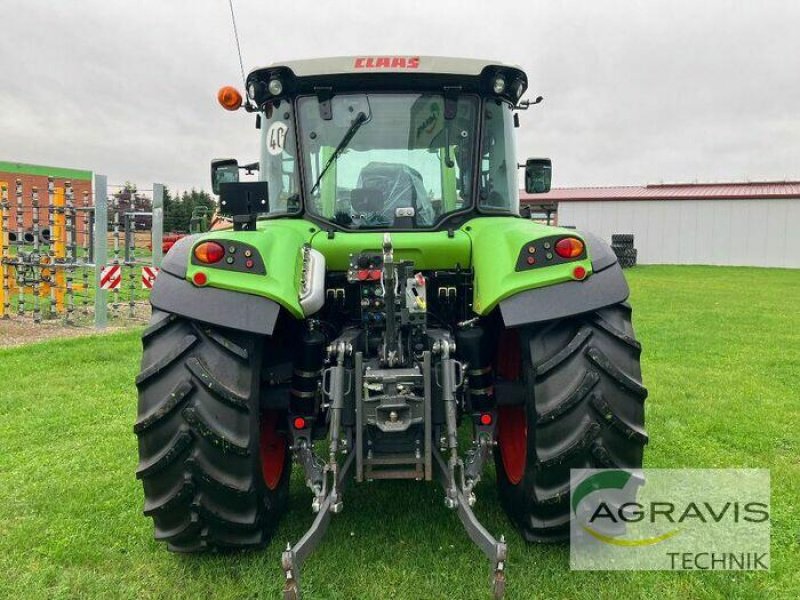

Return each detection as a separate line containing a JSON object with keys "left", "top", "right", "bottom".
{"left": 433, "top": 448, "right": 507, "bottom": 599}
{"left": 282, "top": 450, "right": 355, "bottom": 600}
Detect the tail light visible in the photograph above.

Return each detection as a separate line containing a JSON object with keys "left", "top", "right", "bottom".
{"left": 554, "top": 237, "right": 584, "bottom": 258}
{"left": 193, "top": 241, "right": 225, "bottom": 264}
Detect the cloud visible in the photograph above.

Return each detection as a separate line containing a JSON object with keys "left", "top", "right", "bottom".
{"left": 1, "top": 0, "right": 798, "bottom": 192}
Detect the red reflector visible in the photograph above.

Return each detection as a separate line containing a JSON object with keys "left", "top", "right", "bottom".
{"left": 573, "top": 265, "right": 587, "bottom": 280}
{"left": 480, "top": 413, "right": 493, "bottom": 426}
{"left": 192, "top": 271, "right": 207, "bottom": 286}
{"left": 357, "top": 269, "right": 369, "bottom": 281}
{"left": 293, "top": 417, "right": 306, "bottom": 430}
{"left": 193, "top": 241, "right": 225, "bottom": 264}
{"left": 554, "top": 237, "right": 584, "bottom": 258}
{"left": 368, "top": 269, "right": 382, "bottom": 281}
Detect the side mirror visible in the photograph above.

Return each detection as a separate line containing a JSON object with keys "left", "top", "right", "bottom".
{"left": 211, "top": 158, "right": 239, "bottom": 195}
{"left": 524, "top": 158, "right": 552, "bottom": 194}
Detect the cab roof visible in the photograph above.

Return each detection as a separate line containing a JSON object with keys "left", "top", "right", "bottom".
{"left": 245, "top": 56, "right": 528, "bottom": 107}
{"left": 249, "top": 56, "right": 520, "bottom": 78}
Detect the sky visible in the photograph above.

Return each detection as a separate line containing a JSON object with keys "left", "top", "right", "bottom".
{"left": 1, "top": 0, "right": 798, "bottom": 194}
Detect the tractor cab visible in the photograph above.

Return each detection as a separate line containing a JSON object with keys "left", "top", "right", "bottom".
{"left": 211, "top": 56, "right": 551, "bottom": 231}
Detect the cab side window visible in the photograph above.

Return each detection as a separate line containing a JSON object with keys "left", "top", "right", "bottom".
{"left": 479, "top": 100, "right": 519, "bottom": 213}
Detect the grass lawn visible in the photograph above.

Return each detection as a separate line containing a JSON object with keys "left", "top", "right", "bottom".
{"left": 1, "top": 265, "right": 798, "bottom": 599}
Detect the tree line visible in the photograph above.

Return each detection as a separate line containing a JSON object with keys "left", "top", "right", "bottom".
{"left": 112, "top": 183, "right": 216, "bottom": 233}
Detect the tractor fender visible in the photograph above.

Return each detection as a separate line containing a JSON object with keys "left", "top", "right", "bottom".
{"left": 150, "top": 235, "right": 280, "bottom": 335}
{"left": 581, "top": 231, "right": 619, "bottom": 272}
{"left": 498, "top": 232, "right": 629, "bottom": 328}
{"left": 159, "top": 234, "right": 199, "bottom": 278}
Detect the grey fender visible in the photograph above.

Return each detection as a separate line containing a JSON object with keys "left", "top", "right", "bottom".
{"left": 159, "top": 234, "right": 200, "bottom": 279}
{"left": 150, "top": 235, "right": 280, "bottom": 335}
{"left": 498, "top": 232, "right": 629, "bottom": 327}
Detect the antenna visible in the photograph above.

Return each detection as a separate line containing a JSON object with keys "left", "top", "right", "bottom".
{"left": 226, "top": 0, "right": 247, "bottom": 88}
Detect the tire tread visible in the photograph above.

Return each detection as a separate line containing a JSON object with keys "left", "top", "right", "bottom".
{"left": 495, "top": 303, "right": 647, "bottom": 543}
{"left": 135, "top": 310, "right": 290, "bottom": 552}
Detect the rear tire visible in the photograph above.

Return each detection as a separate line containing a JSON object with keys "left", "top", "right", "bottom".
{"left": 495, "top": 303, "right": 647, "bottom": 542}
{"left": 135, "top": 309, "right": 291, "bottom": 552}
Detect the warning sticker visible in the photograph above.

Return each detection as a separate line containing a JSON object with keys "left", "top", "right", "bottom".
{"left": 100, "top": 265, "right": 122, "bottom": 290}
{"left": 141, "top": 266, "right": 160, "bottom": 289}
{"left": 267, "top": 122, "right": 289, "bottom": 155}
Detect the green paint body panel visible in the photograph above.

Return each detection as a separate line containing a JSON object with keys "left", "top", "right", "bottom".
{"left": 311, "top": 229, "right": 471, "bottom": 271}
{"left": 185, "top": 219, "right": 317, "bottom": 318}
{"left": 0, "top": 161, "right": 92, "bottom": 181}
{"left": 182, "top": 215, "right": 592, "bottom": 321}
{"left": 463, "top": 217, "right": 593, "bottom": 315}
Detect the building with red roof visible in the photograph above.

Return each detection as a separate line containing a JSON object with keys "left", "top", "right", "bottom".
{"left": 521, "top": 182, "right": 799, "bottom": 268}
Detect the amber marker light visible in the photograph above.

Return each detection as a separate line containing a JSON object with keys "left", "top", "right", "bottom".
{"left": 194, "top": 241, "right": 225, "bottom": 264}
{"left": 555, "top": 237, "right": 585, "bottom": 258}
{"left": 217, "top": 86, "right": 243, "bottom": 111}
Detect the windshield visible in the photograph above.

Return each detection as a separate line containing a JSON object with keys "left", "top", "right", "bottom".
{"left": 297, "top": 93, "right": 478, "bottom": 229}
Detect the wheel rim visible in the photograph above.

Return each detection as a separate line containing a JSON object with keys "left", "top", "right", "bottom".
{"left": 259, "top": 412, "right": 286, "bottom": 490}
{"left": 497, "top": 405, "right": 526, "bottom": 485}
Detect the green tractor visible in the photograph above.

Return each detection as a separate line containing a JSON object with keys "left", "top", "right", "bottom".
{"left": 135, "top": 56, "right": 646, "bottom": 598}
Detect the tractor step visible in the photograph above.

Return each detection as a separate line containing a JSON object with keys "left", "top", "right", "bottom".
{"left": 365, "top": 467, "right": 423, "bottom": 480}
{"left": 364, "top": 451, "right": 425, "bottom": 480}
{"left": 364, "top": 452, "right": 422, "bottom": 465}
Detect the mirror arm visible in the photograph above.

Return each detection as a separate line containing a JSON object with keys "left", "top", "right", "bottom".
{"left": 515, "top": 95, "right": 544, "bottom": 110}
{"left": 241, "top": 161, "right": 260, "bottom": 174}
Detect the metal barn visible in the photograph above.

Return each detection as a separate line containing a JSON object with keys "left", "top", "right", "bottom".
{"left": 523, "top": 182, "right": 800, "bottom": 268}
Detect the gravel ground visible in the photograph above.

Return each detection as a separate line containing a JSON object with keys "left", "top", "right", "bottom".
{"left": 0, "top": 304, "right": 149, "bottom": 348}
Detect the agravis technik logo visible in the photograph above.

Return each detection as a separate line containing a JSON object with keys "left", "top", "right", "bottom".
{"left": 570, "top": 469, "right": 770, "bottom": 571}
{"left": 572, "top": 469, "right": 681, "bottom": 546}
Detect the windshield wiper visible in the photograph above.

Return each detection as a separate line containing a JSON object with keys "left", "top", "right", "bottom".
{"left": 309, "top": 111, "right": 368, "bottom": 196}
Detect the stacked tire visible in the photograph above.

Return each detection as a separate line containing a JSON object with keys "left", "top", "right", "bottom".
{"left": 611, "top": 234, "right": 637, "bottom": 269}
